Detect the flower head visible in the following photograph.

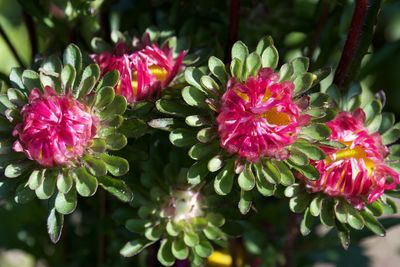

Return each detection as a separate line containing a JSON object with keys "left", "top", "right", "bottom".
{"left": 304, "top": 109, "right": 400, "bottom": 208}
{"left": 217, "top": 68, "right": 309, "bottom": 162}
{"left": 92, "top": 42, "right": 185, "bottom": 104}
{"left": 12, "top": 87, "right": 98, "bottom": 167}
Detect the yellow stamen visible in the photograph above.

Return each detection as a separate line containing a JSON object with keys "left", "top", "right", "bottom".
{"left": 262, "top": 87, "right": 272, "bottom": 102}
{"left": 262, "top": 107, "right": 291, "bottom": 126}
{"left": 149, "top": 65, "right": 168, "bottom": 82}
{"left": 234, "top": 88, "right": 249, "bottom": 102}
{"left": 326, "top": 145, "right": 375, "bottom": 176}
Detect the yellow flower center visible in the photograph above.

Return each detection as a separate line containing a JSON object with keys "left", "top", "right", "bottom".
{"left": 326, "top": 145, "right": 375, "bottom": 176}
{"left": 233, "top": 87, "right": 292, "bottom": 126}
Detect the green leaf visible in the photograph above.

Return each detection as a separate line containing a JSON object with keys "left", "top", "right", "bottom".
{"left": 208, "top": 155, "right": 224, "bottom": 172}
{"left": 207, "top": 213, "right": 225, "bottom": 227}
{"left": 382, "top": 128, "right": 400, "bottom": 145}
{"left": 9, "top": 68, "right": 24, "bottom": 90}
{"left": 230, "top": 58, "right": 243, "bottom": 80}
{"left": 301, "top": 123, "right": 332, "bottom": 140}
{"left": 284, "top": 184, "right": 303, "bottom": 198}
{"left": 99, "top": 95, "right": 127, "bottom": 119}
{"left": 294, "top": 163, "right": 320, "bottom": 181}
{"left": 197, "top": 127, "right": 216, "bottom": 143}
{"left": 145, "top": 224, "right": 164, "bottom": 241}
{"left": 293, "top": 73, "right": 316, "bottom": 96}
{"left": 291, "top": 57, "right": 309, "bottom": 74}
{"left": 97, "top": 175, "right": 133, "bottom": 202}
{"left": 361, "top": 211, "right": 385, "bottom": 236}
{"left": 35, "top": 171, "right": 57, "bottom": 200}
{"left": 200, "top": 75, "right": 220, "bottom": 93}
{"left": 364, "top": 100, "right": 382, "bottom": 124}
{"left": 288, "top": 150, "right": 309, "bottom": 166}
{"left": 335, "top": 220, "right": 350, "bottom": 250}
{"left": 263, "top": 160, "right": 281, "bottom": 184}
{"left": 28, "top": 169, "right": 45, "bottom": 190}
{"left": 149, "top": 118, "right": 184, "bottom": 131}
{"left": 22, "top": 70, "right": 42, "bottom": 91}
{"left": 208, "top": 56, "right": 228, "bottom": 84}
{"left": 105, "top": 133, "right": 128, "bottom": 150}
{"left": 253, "top": 162, "right": 275, "bottom": 196}
{"left": 246, "top": 52, "right": 262, "bottom": 77}
{"left": 292, "top": 142, "right": 325, "bottom": 161}
{"left": 63, "top": 44, "right": 82, "bottom": 73}
{"left": 181, "top": 86, "right": 208, "bottom": 108}
{"left": 195, "top": 240, "right": 213, "bottom": 258}
{"left": 320, "top": 198, "right": 335, "bottom": 226}
{"left": 261, "top": 46, "right": 279, "bottom": 69}
{"left": 90, "top": 138, "right": 107, "bottom": 153}
{"left": 61, "top": 64, "right": 76, "bottom": 92}
{"left": 169, "top": 129, "right": 197, "bottom": 147}
{"left": 187, "top": 160, "right": 209, "bottom": 185}
{"left": 185, "top": 115, "right": 208, "bottom": 127}
{"left": 238, "top": 164, "right": 256, "bottom": 191}
{"left": 56, "top": 171, "right": 73, "bottom": 194}
{"left": 84, "top": 156, "right": 108, "bottom": 177}
{"left": 166, "top": 221, "right": 179, "bottom": 237}
{"left": 238, "top": 190, "right": 252, "bottom": 215}
{"left": 5, "top": 161, "right": 32, "bottom": 178}
{"left": 367, "top": 113, "right": 382, "bottom": 134}
{"left": 184, "top": 231, "right": 200, "bottom": 247}
{"left": 334, "top": 200, "right": 348, "bottom": 224}
{"left": 273, "top": 161, "right": 294, "bottom": 186}
{"left": 14, "top": 183, "right": 35, "bottom": 204}
{"left": 172, "top": 239, "right": 189, "bottom": 260}
{"left": 73, "top": 167, "right": 98, "bottom": 197}
{"left": 185, "top": 67, "right": 205, "bottom": 92}
{"left": 125, "top": 219, "right": 149, "bottom": 233}
{"left": 279, "top": 63, "right": 294, "bottom": 82}
{"left": 97, "top": 70, "right": 120, "bottom": 89}
{"left": 255, "top": 35, "right": 274, "bottom": 55}
{"left": 100, "top": 154, "right": 129, "bottom": 176}
{"left": 203, "top": 224, "right": 224, "bottom": 240}
{"left": 289, "top": 194, "right": 310, "bottom": 213}
{"left": 156, "top": 99, "right": 197, "bottom": 118}
{"left": 120, "top": 239, "right": 155, "bottom": 257}
{"left": 214, "top": 160, "right": 235, "bottom": 195}
{"left": 95, "top": 86, "right": 115, "bottom": 109}
{"left": 55, "top": 187, "right": 77, "bottom": 215}
{"left": 300, "top": 208, "right": 314, "bottom": 236}
{"left": 310, "top": 195, "right": 323, "bottom": 216}
{"left": 47, "top": 207, "right": 64, "bottom": 244}
{"left": 7, "top": 88, "right": 27, "bottom": 106}
{"left": 231, "top": 41, "right": 248, "bottom": 63}
{"left": 347, "top": 205, "right": 365, "bottom": 230}
{"left": 378, "top": 112, "right": 395, "bottom": 134}
{"left": 157, "top": 239, "right": 175, "bottom": 266}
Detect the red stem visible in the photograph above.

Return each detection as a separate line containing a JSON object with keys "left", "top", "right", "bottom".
{"left": 333, "top": 0, "right": 381, "bottom": 89}
{"left": 225, "top": 0, "right": 240, "bottom": 63}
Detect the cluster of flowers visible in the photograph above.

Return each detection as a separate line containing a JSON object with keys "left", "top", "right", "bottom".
{"left": 1, "top": 33, "right": 399, "bottom": 265}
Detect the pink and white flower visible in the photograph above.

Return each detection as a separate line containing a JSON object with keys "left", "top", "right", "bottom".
{"left": 304, "top": 109, "right": 400, "bottom": 209}
{"left": 216, "top": 68, "right": 309, "bottom": 162}
{"left": 12, "top": 87, "right": 98, "bottom": 167}
{"left": 92, "top": 42, "right": 186, "bottom": 104}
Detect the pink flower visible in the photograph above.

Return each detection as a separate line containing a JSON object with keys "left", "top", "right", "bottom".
{"left": 216, "top": 68, "right": 309, "bottom": 162}
{"left": 12, "top": 87, "right": 98, "bottom": 167}
{"left": 92, "top": 43, "right": 185, "bottom": 104}
{"left": 305, "top": 109, "right": 400, "bottom": 209}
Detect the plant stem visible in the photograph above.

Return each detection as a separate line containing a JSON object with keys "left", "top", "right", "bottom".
{"left": 23, "top": 11, "right": 37, "bottom": 64}
{"left": 225, "top": 0, "right": 240, "bottom": 63}
{"left": 333, "top": 0, "right": 382, "bottom": 90}
{"left": 0, "top": 24, "right": 26, "bottom": 68}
